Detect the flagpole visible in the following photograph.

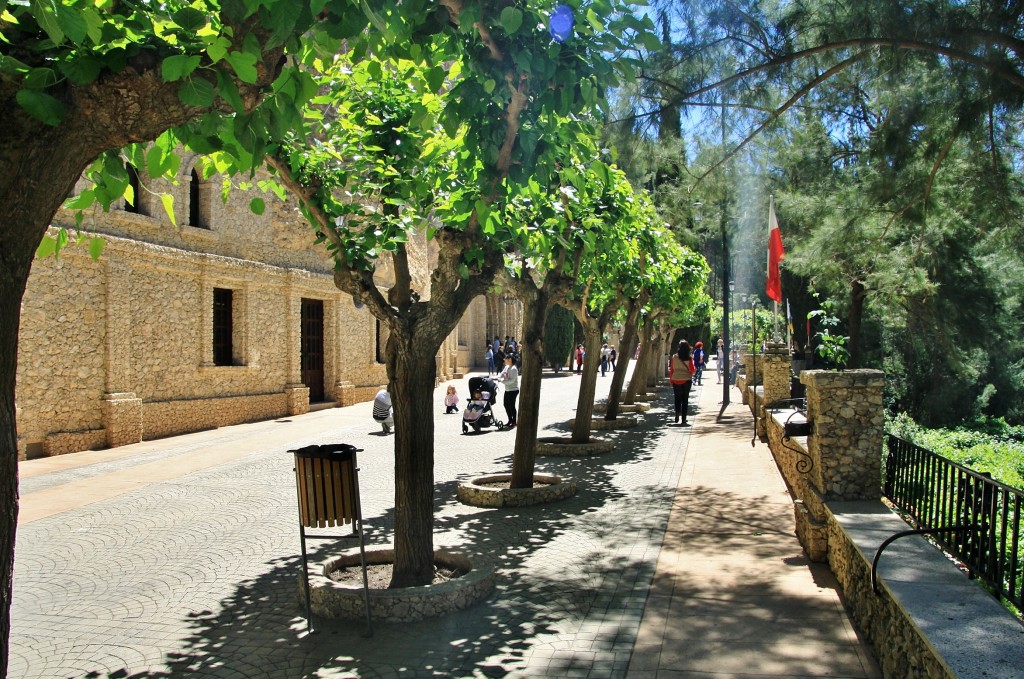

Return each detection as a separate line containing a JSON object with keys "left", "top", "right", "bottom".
{"left": 770, "top": 195, "right": 780, "bottom": 339}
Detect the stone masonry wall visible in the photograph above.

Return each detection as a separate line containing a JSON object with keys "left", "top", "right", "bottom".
{"left": 826, "top": 517, "right": 953, "bottom": 679}
{"left": 143, "top": 393, "right": 287, "bottom": 439}
{"left": 16, "top": 159, "right": 484, "bottom": 459}
{"left": 801, "top": 370, "right": 885, "bottom": 501}
{"left": 755, "top": 342, "right": 790, "bottom": 439}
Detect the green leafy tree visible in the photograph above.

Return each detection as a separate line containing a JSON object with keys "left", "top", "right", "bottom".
{"left": 1, "top": 1, "right": 367, "bottom": 664}
{"left": 498, "top": 154, "right": 636, "bottom": 488}
{"left": 0, "top": 0, "right": 657, "bottom": 658}
{"left": 543, "top": 303, "right": 574, "bottom": 372}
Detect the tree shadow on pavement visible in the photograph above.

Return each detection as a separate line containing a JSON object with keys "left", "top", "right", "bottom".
{"left": 97, "top": 397, "right": 688, "bottom": 678}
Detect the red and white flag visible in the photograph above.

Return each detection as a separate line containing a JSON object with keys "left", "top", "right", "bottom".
{"left": 766, "top": 197, "right": 785, "bottom": 303}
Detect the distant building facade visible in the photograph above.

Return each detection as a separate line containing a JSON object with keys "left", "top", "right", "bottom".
{"left": 15, "top": 155, "right": 520, "bottom": 459}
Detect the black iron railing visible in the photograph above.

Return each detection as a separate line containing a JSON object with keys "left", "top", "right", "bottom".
{"left": 883, "top": 434, "right": 1024, "bottom": 609}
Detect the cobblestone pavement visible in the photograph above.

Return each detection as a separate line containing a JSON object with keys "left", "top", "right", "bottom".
{"left": 12, "top": 368, "right": 695, "bottom": 679}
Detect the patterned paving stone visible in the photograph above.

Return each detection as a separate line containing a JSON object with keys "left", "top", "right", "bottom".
{"left": 13, "top": 371, "right": 691, "bottom": 679}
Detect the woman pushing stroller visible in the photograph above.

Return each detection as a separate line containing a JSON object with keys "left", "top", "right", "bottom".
{"left": 496, "top": 354, "right": 519, "bottom": 429}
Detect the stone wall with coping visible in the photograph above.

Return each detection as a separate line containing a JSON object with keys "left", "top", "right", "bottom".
{"left": 765, "top": 369, "right": 885, "bottom": 561}
{"left": 763, "top": 370, "right": 1022, "bottom": 678}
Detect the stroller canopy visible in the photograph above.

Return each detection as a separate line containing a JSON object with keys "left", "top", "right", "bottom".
{"left": 468, "top": 376, "right": 499, "bottom": 404}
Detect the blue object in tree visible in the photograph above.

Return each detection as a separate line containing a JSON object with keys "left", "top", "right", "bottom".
{"left": 550, "top": 4, "right": 574, "bottom": 43}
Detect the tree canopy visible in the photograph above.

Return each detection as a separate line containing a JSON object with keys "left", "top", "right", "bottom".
{"left": 607, "top": 0, "right": 1024, "bottom": 427}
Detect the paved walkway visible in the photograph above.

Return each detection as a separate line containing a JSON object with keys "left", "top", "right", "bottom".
{"left": 11, "top": 365, "right": 880, "bottom": 678}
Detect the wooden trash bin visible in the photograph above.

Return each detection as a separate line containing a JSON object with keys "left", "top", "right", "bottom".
{"left": 289, "top": 443, "right": 372, "bottom": 636}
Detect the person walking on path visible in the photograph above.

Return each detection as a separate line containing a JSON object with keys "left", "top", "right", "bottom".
{"left": 485, "top": 345, "right": 496, "bottom": 375}
{"left": 716, "top": 338, "right": 725, "bottom": 384}
{"left": 574, "top": 344, "right": 585, "bottom": 374}
{"left": 692, "top": 341, "right": 706, "bottom": 386}
{"left": 600, "top": 343, "right": 611, "bottom": 376}
{"left": 497, "top": 354, "right": 520, "bottom": 429}
{"left": 669, "top": 340, "right": 695, "bottom": 425}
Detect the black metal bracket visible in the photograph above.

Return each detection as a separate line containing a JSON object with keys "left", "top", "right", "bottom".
{"left": 765, "top": 399, "right": 813, "bottom": 473}
{"left": 870, "top": 525, "right": 970, "bottom": 595}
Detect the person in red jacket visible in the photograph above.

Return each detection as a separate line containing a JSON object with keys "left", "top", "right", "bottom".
{"left": 669, "top": 340, "right": 696, "bottom": 425}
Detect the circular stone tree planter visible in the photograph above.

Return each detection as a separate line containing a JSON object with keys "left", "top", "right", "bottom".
{"left": 536, "top": 436, "right": 614, "bottom": 457}
{"left": 305, "top": 549, "right": 495, "bottom": 623}
{"left": 593, "top": 402, "right": 651, "bottom": 414}
{"left": 457, "top": 473, "right": 577, "bottom": 507}
{"left": 567, "top": 415, "right": 640, "bottom": 430}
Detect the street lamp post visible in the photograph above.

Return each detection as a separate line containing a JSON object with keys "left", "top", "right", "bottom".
{"left": 750, "top": 296, "right": 759, "bottom": 444}
{"left": 719, "top": 229, "right": 732, "bottom": 418}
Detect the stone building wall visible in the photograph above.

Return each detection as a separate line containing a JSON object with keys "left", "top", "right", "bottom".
{"left": 15, "top": 158, "right": 481, "bottom": 459}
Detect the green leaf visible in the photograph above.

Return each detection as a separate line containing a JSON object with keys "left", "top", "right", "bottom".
{"left": 23, "top": 67, "right": 58, "bottom": 90}
{"left": 426, "top": 66, "right": 445, "bottom": 92}
{"left": 226, "top": 50, "right": 259, "bottom": 84}
{"left": 16, "top": 89, "right": 64, "bottom": 126}
{"left": 36, "top": 236, "right": 56, "bottom": 259}
{"left": 63, "top": 189, "right": 95, "bottom": 211}
{"left": 60, "top": 56, "right": 102, "bottom": 85}
{"left": 81, "top": 6, "right": 103, "bottom": 44}
{"left": 56, "top": 5, "right": 88, "bottom": 43}
{"left": 88, "top": 236, "right": 105, "bottom": 260}
{"left": 206, "top": 36, "right": 232, "bottom": 64}
{"left": 161, "top": 54, "right": 201, "bottom": 82}
{"left": 0, "top": 54, "right": 30, "bottom": 78}
{"left": 55, "top": 227, "right": 69, "bottom": 255}
{"left": 172, "top": 7, "right": 207, "bottom": 31}
{"left": 161, "top": 193, "right": 177, "bottom": 225}
{"left": 215, "top": 69, "right": 246, "bottom": 111}
{"left": 500, "top": 7, "right": 523, "bottom": 35}
{"left": 249, "top": 197, "right": 265, "bottom": 215}
{"left": 31, "top": 1, "right": 64, "bottom": 44}
{"left": 179, "top": 77, "right": 216, "bottom": 107}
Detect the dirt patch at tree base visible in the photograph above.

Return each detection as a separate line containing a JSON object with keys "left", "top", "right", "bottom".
{"left": 327, "top": 563, "right": 467, "bottom": 589}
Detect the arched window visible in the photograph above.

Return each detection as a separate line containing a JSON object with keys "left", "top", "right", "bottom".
{"left": 125, "top": 164, "right": 141, "bottom": 214}
{"left": 375, "top": 319, "right": 386, "bottom": 364}
{"left": 189, "top": 168, "right": 209, "bottom": 229}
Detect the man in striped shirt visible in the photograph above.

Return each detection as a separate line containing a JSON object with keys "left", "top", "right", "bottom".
{"left": 372, "top": 388, "right": 394, "bottom": 434}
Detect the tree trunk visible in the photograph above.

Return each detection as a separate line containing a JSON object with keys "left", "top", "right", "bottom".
{"left": 848, "top": 278, "right": 867, "bottom": 369}
{"left": 606, "top": 298, "right": 643, "bottom": 420}
{"left": 626, "top": 320, "right": 655, "bottom": 404}
{"left": 0, "top": 114, "right": 111, "bottom": 679}
{"left": 570, "top": 320, "right": 603, "bottom": 442}
{"left": 0, "top": 253, "right": 26, "bottom": 679}
{"left": 509, "top": 293, "right": 550, "bottom": 489}
{"left": 645, "top": 324, "right": 665, "bottom": 389}
{"left": 386, "top": 329, "right": 442, "bottom": 588}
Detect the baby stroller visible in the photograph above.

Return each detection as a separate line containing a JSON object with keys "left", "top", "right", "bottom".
{"left": 462, "top": 376, "right": 503, "bottom": 434}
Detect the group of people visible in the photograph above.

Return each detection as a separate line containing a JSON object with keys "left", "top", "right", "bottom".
{"left": 485, "top": 336, "right": 521, "bottom": 376}
{"left": 378, "top": 335, "right": 736, "bottom": 434}
{"left": 375, "top": 353, "right": 521, "bottom": 435}
{"left": 573, "top": 343, "right": 618, "bottom": 375}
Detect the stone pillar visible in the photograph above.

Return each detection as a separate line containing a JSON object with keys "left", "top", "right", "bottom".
{"left": 103, "top": 256, "right": 143, "bottom": 447}
{"left": 285, "top": 384, "right": 310, "bottom": 416}
{"left": 756, "top": 341, "right": 791, "bottom": 440}
{"left": 735, "top": 351, "right": 762, "bottom": 406}
{"left": 794, "top": 369, "right": 885, "bottom": 561}
{"left": 103, "top": 393, "right": 143, "bottom": 447}
{"left": 802, "top": 369, "right": 885, "bottom": 501}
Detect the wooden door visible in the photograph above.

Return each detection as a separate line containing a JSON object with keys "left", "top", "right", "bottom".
{"left": 300, "top": 299, "right": 325, "bottom": 402}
